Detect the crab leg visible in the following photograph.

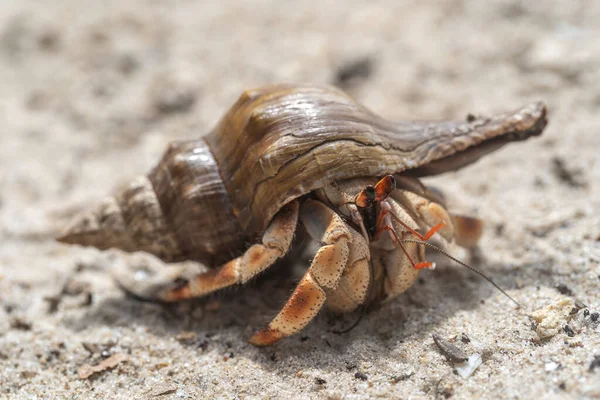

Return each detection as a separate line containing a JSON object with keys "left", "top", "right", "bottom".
{"left": 369, "top": 200, "right": 430, "bottom": 269}
{"left": 393, "top": 189, "right": 484, "bottom": 248}
{"left": 392, "top": 190, "right": 455, "bottom": 242}
{"left": 375, "top": 202, "right": 446, "bottom": 242}
{"left": 249, "top": 199, "right": 354, "bottom": 346}
{"left": 377, "top": 241, "right": 425, "bottom": 301}
{"left": 155, "top": 201, "right": 299, "bottom": 302}
{"left": 451, "top": 215, "right": 484, "bottom": 248}
{"left": 325, "top": 227, "right": 371, "bottom": 313}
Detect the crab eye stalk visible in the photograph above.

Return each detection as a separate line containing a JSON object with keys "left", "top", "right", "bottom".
{"left": 356, "top": 185, "right": 376, "bottom": 208}
{"left": 374, "top": 174, "right": 396, "bottom": 201}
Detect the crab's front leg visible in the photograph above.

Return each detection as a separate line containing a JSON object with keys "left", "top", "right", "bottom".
{"left": 324, "top": 225, "right": 371, "bottom": 314}
{"left": 376, "top": 194, "right": 482, "bottom": 301}
{"left": 249, "top": 199, "right": 368, "bottom": 346}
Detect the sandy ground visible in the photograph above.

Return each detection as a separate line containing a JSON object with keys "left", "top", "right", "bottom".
{"left": 1, "top": 0, "right": 599, "bottom": 399}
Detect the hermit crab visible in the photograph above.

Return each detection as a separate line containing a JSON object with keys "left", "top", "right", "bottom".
{"left": 58, "top": 84, "right": 547, "bottom": 345}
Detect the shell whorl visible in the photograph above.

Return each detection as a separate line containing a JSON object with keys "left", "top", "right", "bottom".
{"left": 206, "top": 84, "right": 546, "bottom": 234}
{"left": 58, "top": 140, "right": 244, "bottom": 265}
{"left": 58, "top": 83, "right": 547, "bottom": 263}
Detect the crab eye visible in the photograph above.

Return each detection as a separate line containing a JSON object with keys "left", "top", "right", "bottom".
{"left": 374, "top": 175, "right": 395, "bottom": 201}
{"left": 387, "top": 175, "right": 396, "bottom": 190}
{"left": 355, "top": 185, "right": 376, "bottom": 208}
{"left": 364, "top": 185, "right": 376, "bottom": 199}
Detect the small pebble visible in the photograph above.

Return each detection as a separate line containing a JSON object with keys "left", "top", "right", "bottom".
{"left": 334, "top": 57, "right": 373, "bottom": 88}
{"left": 545, "top": 361, "right": 559, "bottom": 372}
{"left": 9, "top": 316, "right": 32, "bottom": 331}
{"left": 563, "top": 325, "right": 575, "bottom": 337}
{"left": 591, "top": 313, "right": 599, "bottom": 322}
{"left": 148, "top": 384, "right": 177, "bottom": 397}
{"left": 432, "top": 333, "right": 468, "bottom": 363}
{"left": 551, "top": 157, "right": 587, "bottom": 188}
{"left": 149, "top": 76, "right": 197, "bottom": 115}
{"left": 554, "top": 283, "right": 572, "bottom": 296}
{"left": 20, "top": 371, "right": 37, "bottom": 379}
{"left": 391, "top": 372, "right": 413, "bottom": 383}
{"left": 175, "top": 331, "right": 197, "bottom": 344}
{"left": 589, "top": 356, "right": 600, "bottom": 372}
{"left": 197, "top": 340, "right": 209, "bottom": 351}
{"left": 354, "top": 372, "right": 368, "bottom": 381}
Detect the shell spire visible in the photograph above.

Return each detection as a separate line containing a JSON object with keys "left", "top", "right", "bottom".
{"left": 57, "top": 139, "right": 245, "bottom": 265}
{"left": 57, "top": 176, "right": 183, "bottom": 261}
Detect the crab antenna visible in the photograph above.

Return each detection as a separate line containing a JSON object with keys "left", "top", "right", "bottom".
{"left": 399, "top": 239, "right": 521, "bottom": 308}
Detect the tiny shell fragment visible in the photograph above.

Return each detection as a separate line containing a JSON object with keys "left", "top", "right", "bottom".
{"left": 78, "top": 353, "right": 129, "bottom": 379}
{"left": 531, "top": 297, "right": 574, "bottom": 339}
{"left": 147, "top": 383, "right": 178, "bottom": 397}
{"left": 455, "top": 354, "right": 482, "bottom": 379}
